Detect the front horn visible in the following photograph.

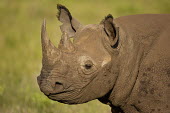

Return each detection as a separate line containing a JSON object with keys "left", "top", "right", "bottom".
{"left": 41, "top": 19, "right": 60, "bottom": 63}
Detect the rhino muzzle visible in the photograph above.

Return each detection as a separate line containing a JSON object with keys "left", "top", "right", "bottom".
{"left": 37, "top": 75, "right": 66, "bottom": 96}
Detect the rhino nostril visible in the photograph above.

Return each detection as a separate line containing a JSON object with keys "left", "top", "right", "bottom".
{"left": 55, "top": 82, "right": 63, "bottom": 86}
{"left": 54, "top": 81, "right": 64, "bottom": 93}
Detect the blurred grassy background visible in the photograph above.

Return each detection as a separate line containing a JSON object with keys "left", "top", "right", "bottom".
{"left": 0, "top": 0, "right": 169, "bottom": 113}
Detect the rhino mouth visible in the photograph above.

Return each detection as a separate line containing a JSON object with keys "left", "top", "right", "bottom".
{"left": 47, "top": 90, "right": 82, "bottom": 104}
{"left": 46, "top": 89, "right": 76, "bottom": 100}
{"left": 48, "top": 91, "right": 84, "bottom": 104}
{"left": 48, "top": 90, "right": 72, "bottom": 96}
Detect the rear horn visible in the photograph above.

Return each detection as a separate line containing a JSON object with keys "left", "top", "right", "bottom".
{"left": 58, "top": 32, "right": 75, "bottom": 52}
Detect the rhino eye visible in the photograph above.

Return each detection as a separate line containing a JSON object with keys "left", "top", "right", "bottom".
{"left": 84, "top": 64, "right": 92, "bottom": 69}
{"left": 84, "top": 60, "right": 93, "bottom": 69}
{"left": 80, "top": 59, "right": 97, "bottom": 76}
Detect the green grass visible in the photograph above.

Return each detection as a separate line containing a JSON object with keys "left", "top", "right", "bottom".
{"left": 0, "top": 0, "right": 169, "bottom": 113}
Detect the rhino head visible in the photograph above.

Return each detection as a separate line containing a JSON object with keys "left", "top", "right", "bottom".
{"left": 37, "top": 4, "right": 119, "bottom": 104}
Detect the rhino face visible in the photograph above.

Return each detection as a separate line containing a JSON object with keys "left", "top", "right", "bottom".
{"left": 37, "top": 4, "right": 119, "bottom": 104}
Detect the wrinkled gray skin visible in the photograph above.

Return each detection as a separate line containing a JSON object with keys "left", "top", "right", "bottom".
{"left": 37, "top": 4, "right": 170, "bottom": 113}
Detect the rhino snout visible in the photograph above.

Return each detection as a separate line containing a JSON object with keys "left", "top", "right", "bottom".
{"left": 37, "top": 76, "right": 65, "bottom": 96}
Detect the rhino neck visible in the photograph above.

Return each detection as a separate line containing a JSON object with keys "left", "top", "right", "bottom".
{"left": 108, "top": 26, "right": 144, "bottom": 107}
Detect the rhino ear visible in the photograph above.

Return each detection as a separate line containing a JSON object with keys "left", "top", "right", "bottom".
{"left": 57, "top": 4, "right": 82, "bottom": 38}
{"left": 101, "top": 14, "right": 119, "bottom": 48}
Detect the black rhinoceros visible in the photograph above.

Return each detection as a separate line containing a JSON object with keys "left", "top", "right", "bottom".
{"left": 37, "top": 4, "right": 170, "bottom": 113}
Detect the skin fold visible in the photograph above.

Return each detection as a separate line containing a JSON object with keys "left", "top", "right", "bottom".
{"left": 37, "top": 4, "right": 170, "bottom": 113}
